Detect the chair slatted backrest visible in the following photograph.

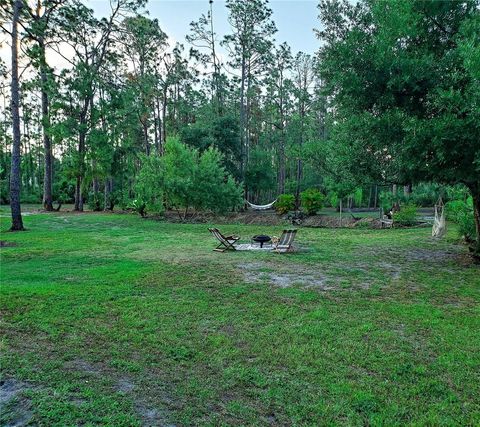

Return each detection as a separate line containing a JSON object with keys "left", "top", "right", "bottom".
{"left": 209, "top": 228, "right": 226, "bottom": 244}
{"left": 277, "top": 229, "right": 297, "bottom": 249}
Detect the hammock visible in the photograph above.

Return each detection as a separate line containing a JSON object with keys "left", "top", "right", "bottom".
{"left": 432, "top": 198, "right": 446, "bottom": 238}
{"left": 245, "top": 199, "right": 277, "bottom": 211}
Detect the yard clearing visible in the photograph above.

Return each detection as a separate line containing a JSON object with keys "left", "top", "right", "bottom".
{"left": 1, "top": 212, "right": 479, "bottom": 425}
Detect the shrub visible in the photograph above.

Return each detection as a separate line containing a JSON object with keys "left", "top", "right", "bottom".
{"left": 130, "top": 199, "right": 147, "bottom": 217}
{"left": 193, "top": 145, "right": 243, "bottom": 213}
{"left": 379, "top": 191, "right": 399, "bottom": 211}
{"left": 446, "top": 198, "right": 475, "bottom": 242}
{"left": 20, "top": 193, "right": 42, "bottom": 204}
{"left": 276, "top": 194, "right": 295, "bottom": 214}
{"left": 118, "top": 192, "right": 133, "bottom": 211}
{"left": 353, "top": 187, "right": 363, "bottom": 207}
{"left": 407, "top": 182, "right": 440, "bottom": 206}
{"left": 300, "top": 188, "right": 324, "bottom": 215}
{"left": 53, "top": 177, "right": 75, "bottom": 204}
{"left": 105, "top": 191, "right": 119, "bottom": 211}
{"left": 136, "top": 155, "right": 164, "bottom": 215}
{"left": 162, "top": 138, "right": 243, "bottom": 218}
{"left": 393, "top": 204, "right": 417, "bottom": 226}
{"left": 327, "top": 191, "right": 339, "bottom": 208}
{"left": 88, "top": 191, "right": 103, "bottom": 211}
{"left": 0, "top": 179, "right": 8, "bottom": 204}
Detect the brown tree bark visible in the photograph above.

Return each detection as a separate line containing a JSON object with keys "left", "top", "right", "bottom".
{"left": 39, "top": 38, "right": 54, "bottom": 211}
{"left": 142, "top": 120, "right": 150, "bottom": 155}
{"left": 74, "top": 129, "right": 86, "bottom": 211}
{"left": 277, "top": 142, "right": 286, "bottom": 194}
{"left": 9, "top": 0, "right": 25, "bottom": 231}
{"left": 239, "top": 56, "right": 246, "bottom": 182}
{"left": 74, "top": 99, "right": 89, "bottom": 211}
{"left": 162, "top": 87, "right": 168, "bottom": 147}
{"left": 404, "top": 183, "right": 412, "bottom": 197}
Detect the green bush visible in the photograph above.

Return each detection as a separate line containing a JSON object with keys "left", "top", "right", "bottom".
{"left": 118, "top": 192, "right": 132, "bottom": 211}
{"left": 105, "top": 191, "right": 119, "bottom": 211}
{"left": 407, "top": 183, "right": 440, "bottom": 206}
{"left": 353, "top": 188, "right": 363, "bottom": 207}
{"left": 379, "top": 191, "right": 399, "bottom": 211}
{"left": 276, "top": 194, "right": 295, "bottom": 214}
{"left": 88, "top": 191, "right": 103, "bottom": 211}
{"left": 393, "top": 204, "right": 417, "bottom": 226}
{"left": 300, "top": 188, "right": 324, "bottom": 215}
{"left": 125, "top": 139, "right": 244, "bottom": 219}
{"left": 446, "top": 198, "right": 475, "bottom": 242}
{"left": 53, "top": 177, "right": 75, "bottom": 204}
{"left": 327, "top": 191, "right": 339, "bottom": 208}
{"left": 193, "top": 144, "right": 243, "bottom": 213}
{"left": 0, "top": 179, "right": 8, "bottom": 204}
{"left": 21, "top": 192, "right": 42, "bottom": 204}
{"left": 130, "top": 199, "right": 147, "bottom": 217}
{"left": 136, "top": 155, "right": 164, "bottom": 215}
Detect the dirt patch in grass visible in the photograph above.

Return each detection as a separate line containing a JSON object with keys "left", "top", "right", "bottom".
{"left": 61, "top": 359, "right": 176, "bottom": 426}
{"left": 406, "top": 248, "right": 462, "bottom": 262}
{"left": 0, "top": 241, "right": 17, "bottom": 248}
{"left": 0, "top": 379, "right": 34, "bottom": 426}
{"left": 115, "top": 377, "right": 135, "bottom": 394}
{"left": 352, "top": 244, "right": 468, "bottom": 271}
{"left": 237, "top": 262, "right": 358, "bottom": 291}
{"left": 301, "top": 215, "right": 358, "bottom": 228}
{"left": 372, "top": 261, "right": 403, "bottom": 280}
{"left": 64, "top": 359, "right": 102, "bottom": 376}
{"left": 135, "top": 403, "right": 175, "bottom": 427}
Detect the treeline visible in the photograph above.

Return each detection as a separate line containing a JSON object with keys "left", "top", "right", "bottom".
{"left": 1, "top": 0, "right": 479, "bottom": 252}
{"left": 0, "top": 0, "right": 327, "bottom": 214}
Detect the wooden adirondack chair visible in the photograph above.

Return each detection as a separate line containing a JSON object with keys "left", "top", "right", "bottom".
{"left": 273, "top": 229, "right": 297, "bottom": 253}
{"left": 208, "top": 228, "right": 240, "bottom": 252}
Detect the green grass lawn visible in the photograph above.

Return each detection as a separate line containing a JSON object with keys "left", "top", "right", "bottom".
{"left": 1, "top": 212, "right": 479, "bottom": 426}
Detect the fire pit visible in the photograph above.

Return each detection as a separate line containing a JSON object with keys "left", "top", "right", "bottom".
{"left": 251, "top": 234, "right": 272, "bottom": 248}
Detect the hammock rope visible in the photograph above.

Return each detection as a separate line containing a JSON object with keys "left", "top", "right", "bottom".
{"left": 432, "top": 197, "right": 446, "bottom": 238}
{"left": 245, "top": 199, "right": 277, "bottom": 211}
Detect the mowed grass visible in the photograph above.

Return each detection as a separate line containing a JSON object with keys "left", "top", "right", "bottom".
{"left": 1, "top": 212, "right": 479, "bottom": 426}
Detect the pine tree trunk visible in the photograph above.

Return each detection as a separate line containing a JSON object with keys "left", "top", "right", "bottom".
{"left": 277, "top": 140, "right": 286, "bottom": 194}
{"left": 295, "top": 158, "right": 303, "bottom": 208}
{"left": 404, "top": 183, "right": 412, "bottom": 197}
{"left": 153, "top": 99, "right": 159, "bottom": 153}
{"left": 239, "top": 56, "right": 246, "bottom": 182}
{"left": 74, "top": 175, "right": 83, "bottom": 211}
{"left": 162, "top": 89, "right": 167, "bottom": 146}
{"left": 93, "top": 176, "right": 99, "bottom": 193}
{"left": 156, "top": 98, "right": 163, "bottom": 154}
{"left": 9, "top": 0, "right": 24, "bottom": 231}
{"left": 142, "top": 121, "right": 150, "bottom": 155}
{"left": 104, "top": 179, "right": 109, "bottom": 211}
{"left": 74, "top": 130, "right": 86, "bottom": 211}
{"left": 39, "top": 38, "right": 53, "bottom": 211}
{"left": 74, "top": 101, "right": 89, "bottom": 211}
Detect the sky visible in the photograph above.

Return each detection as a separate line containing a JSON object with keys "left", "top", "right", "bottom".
{"left": 88, "top": 0, "right": 321, "bottom": 55}
{"left": 0, "top": 0, "right": 321, "bottom": 76}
